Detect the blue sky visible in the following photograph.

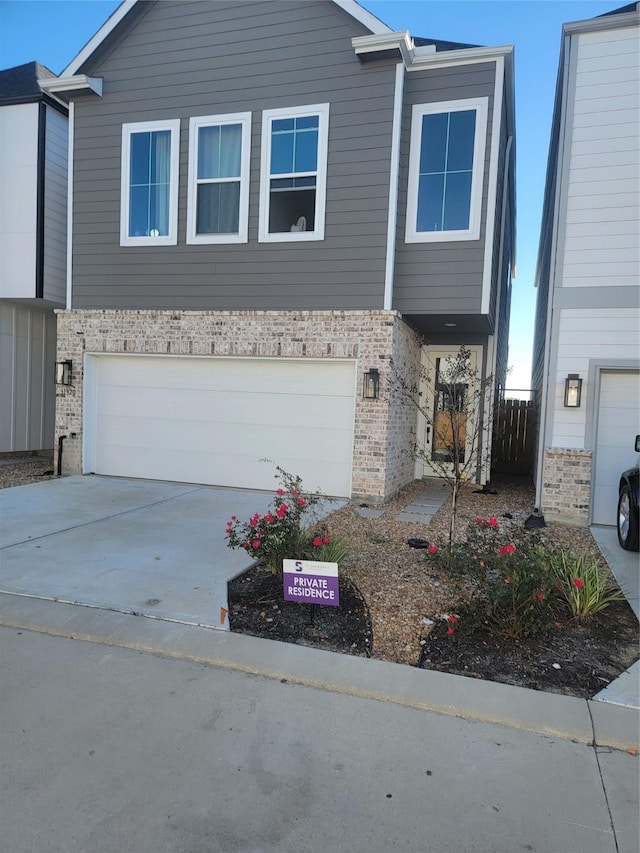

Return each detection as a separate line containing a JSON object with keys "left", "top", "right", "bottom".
{"left": 0, "top": 0, "right": 617, "bottom": 393}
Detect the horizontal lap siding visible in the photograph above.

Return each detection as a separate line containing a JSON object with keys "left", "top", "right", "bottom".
{"left": 561, "top": 25, "right": 639, "bottom": 290}
{"left": 73, "top": 0, "right": 394, "bottom": 310}
{"left": 393, "top": 62, "right": 495, "bottom": 316}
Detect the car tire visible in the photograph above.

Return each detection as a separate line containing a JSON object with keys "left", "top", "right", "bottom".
{"left": 617, "top": 484, "right": 639, "bottom": 551}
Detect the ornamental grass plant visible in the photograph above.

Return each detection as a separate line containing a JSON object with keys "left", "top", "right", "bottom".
{"left": 548, "top": 551, "right": 625, "bottom": 618}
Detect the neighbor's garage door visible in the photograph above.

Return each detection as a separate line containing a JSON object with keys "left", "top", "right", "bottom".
{"left": 85, "top": 355, "right": 356, "bottom": 496}
{"left": 591, "top": 370, "right": 640, "bottom": 525}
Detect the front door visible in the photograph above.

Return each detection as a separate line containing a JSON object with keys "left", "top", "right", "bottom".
{"left": 415, "top": 348, "right": 480, "bottom": 480}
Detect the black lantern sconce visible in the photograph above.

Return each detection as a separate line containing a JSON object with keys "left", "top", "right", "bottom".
{"left": 55, "top": 360, "right": 73, "bottom": 386}
{"left": 564, "top": 374, "right": 582, "bottom": 408}
{"left": 363, "top": 368, "right": 380, "bottom": 400}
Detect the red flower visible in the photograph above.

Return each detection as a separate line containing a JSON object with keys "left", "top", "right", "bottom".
{"left": 555, "top": 622, "right": 563, "bottom": 628}
{"left": 447, "top": 626, "right": 455, "bottom": 635}
{"left": 488, "top": 517, "right": 499, "bottom": 527}
{"left": 292, "top": 490, "right": 299, "bottom": 497}
{"left": 264, "top": 514, "right": 274, "bottom": 524}
{"left": 313, "top": 537, "right": 323, "bottom": 547}
{"left": 323, "top": 536, "right": 330, "bottom": 544}
{"left": 475, "top": 517, "right": 483, "bottom": 524}
{"left": 428, "top": 544, "right": 438, "bottom": 554}
{"left": 535, "top": 592, "right": 545, "bottom": 601}
{"left": 230, "top": 516, "right": 237, "bottom": 521}
{"left": 297, "top": 499, "right": 306, "bottom": 507}
{"left": 276, "top": 489, "right": 285, "bottom": 496}
{"left": 573, "top": 578, "right": 585, "bottom": 589}
{"left": 448, "top": 615, "right": 458, "bottom": 623}
{"left": 499, "top": 543, "right": 516, "bottom": 556}
{"left": 241, "top": 542, "right": 249, "bottom": 549}
{"left": 276, "top": 505, "right": 288, "bottom": 519}
{"left": 252, "top": 540, "right": 260, "bottom": 549}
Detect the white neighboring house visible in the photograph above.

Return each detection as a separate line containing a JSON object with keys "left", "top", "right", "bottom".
{"left": 0, "top": 62, "right": 68, "bottom": 453}
{"left": 532, "top": 2, "right": 640, "bottom": 527}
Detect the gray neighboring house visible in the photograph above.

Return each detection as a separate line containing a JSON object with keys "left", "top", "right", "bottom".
{"left": 46, "top": 0, "right": 515, "bottom": 501}
{"left": 532, "top": 2, "right": 639, "bottom": 527}
{"left": 0, "top": 62, "right": 68, "bottom": 453}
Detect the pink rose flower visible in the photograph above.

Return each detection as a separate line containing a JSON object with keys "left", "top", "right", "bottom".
{"left": 313, "top": 537, "right": 323, "bottom": 547}
{"left": 573, "top": 578, "right": 585, "bottom": 589}
{"left": 428, "top": 544, "right": 438, "bottom": 554}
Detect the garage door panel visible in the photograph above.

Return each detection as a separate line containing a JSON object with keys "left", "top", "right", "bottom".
{"left": 592, "top": 371, "right": 640, "bottom": 526}
{"left": 87, "top": 356, "right": 356, "bottom": 496}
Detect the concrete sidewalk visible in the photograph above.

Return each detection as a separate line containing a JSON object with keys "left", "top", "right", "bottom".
{"left": 1, "top": 600, "right": 638, "bottom": 853}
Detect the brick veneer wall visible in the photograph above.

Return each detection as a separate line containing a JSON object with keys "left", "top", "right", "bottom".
{"left": 541, "top": 447, "right": 592, "bottom": 526}
{"left": 54, "top": 309, "right": 422, "bottom": 501}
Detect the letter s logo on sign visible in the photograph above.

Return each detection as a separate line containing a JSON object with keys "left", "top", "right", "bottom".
{"left": 295, "top": 561, "right": 303, "bottom": 572}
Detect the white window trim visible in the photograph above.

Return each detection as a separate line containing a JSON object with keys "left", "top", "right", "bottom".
{"left": 405, "top": 97, "right": 488, "bottom": 244}
{"left": 186, "top": 112, "right": 251, "bottom": 245}
{"left": 120, "top": 119, "right": 180, "bottom": 247}
{"left": 258, "top": 102, "right": 330, "bottom": 243}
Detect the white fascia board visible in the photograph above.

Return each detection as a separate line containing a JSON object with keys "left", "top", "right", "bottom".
{"left": 352, "top": 31, "right": 417, "bottom": 63}
{"left": 563, "top": 8, "right": 639, "bottom": 36}
{"left": 408, "top": 44, "right": 513, "bottom": 71}
{"left": 63, "top": 0, "right": 137, "bottom": 76}
{"left": 40, "top": 75, "right": 103, "bottom": 97}
{"left": 334, "top": 0, "right": 392, "bottom": 35}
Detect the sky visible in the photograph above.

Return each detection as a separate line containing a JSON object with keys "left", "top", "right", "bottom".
{"left": 0, "top": 0, "right": 619, "bottom": 394}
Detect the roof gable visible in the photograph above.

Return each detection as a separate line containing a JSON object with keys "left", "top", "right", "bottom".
{"left": 63, "top": 0, "right": 392, "bottom": 76}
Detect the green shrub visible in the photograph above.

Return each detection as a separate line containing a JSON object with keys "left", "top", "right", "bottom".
{"left": 225, "top": 467, "right": 323, "bottom": 575}
{"left": 548, "top": 551, "right": 625, "bottom": 618}
{"left": 306, "top": 533, "right": 351, "bottom": 565}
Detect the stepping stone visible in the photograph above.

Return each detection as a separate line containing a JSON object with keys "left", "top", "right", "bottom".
{"left": 396, "top": 511, "right": 434, "bottom": 523}
{"left": 354, "top": 507, "right": 385, "bottom": 519}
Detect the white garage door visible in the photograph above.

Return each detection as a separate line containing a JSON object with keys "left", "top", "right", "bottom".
{"left": 592, "top": 370, "right": 640, "bottom": 525}
{"left": 84, "top": 355, "right": 356, "bottom": 496}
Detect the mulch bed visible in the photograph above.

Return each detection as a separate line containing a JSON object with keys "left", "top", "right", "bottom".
{"left": 228, "top": 565, "right": 373, "bottom": 657}
{"left": 418, "top": 601, "right": 639, "bottom": 698}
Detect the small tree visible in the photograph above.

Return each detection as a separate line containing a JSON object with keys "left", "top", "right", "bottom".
{"left": 391, "top": 345, "right": 494, "bottom": 556}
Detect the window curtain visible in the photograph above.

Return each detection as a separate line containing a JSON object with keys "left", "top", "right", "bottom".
{"left": 197, "top": 124, "right": 242, "bottom": 234}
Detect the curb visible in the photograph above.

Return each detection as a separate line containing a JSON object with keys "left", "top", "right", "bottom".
{"left": 0, "top": 592, "right": 638, "bottom": 752}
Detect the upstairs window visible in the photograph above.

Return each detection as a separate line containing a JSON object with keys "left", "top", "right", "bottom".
{"left": 406, "top": 98, "right": 488, "bottom": 243}
{"left": 120, "top": 120, "right": 180, "bottom": 246}
{"left": 187, "top": 113, "right": 251, "bottom": 244}
{"left": 259, "top": 103, "right": 329, "bottom": 242}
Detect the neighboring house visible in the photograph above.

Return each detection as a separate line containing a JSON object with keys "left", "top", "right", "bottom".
{"left": 0, "top": 63, "right": 68, "bottom": 453}
{"left": 45, "top": 0, "right": 515, "bottom": 500}
{"left": 532, "top": 3, "right": 640, "bottom": 526}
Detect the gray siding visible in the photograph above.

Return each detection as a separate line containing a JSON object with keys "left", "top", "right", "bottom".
{"left": 0, "top": 302, "right": 56, "bottom": 451}
{"left": 43, "top": 105, "right": 67, "bottom": 306}
{"left": 72, "top": 0, "right": 396, "bottom": 310}
{"left": 393, "top": 62, "right": 496, "bottom": 316}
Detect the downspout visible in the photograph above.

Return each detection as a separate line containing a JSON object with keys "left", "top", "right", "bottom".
{"left": 57, "top": 434, "right": 67, "bottom": 476}
{"left": 383, "top": 61, "right": 405, "bottom": 310}
{"left": 534, "top": 33, "right": 572, "bottom": 510}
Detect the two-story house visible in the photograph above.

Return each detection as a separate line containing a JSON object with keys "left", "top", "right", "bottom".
{"left": 45, "top": 0, "right": 515, "bottom": 500}
{"left": 0, "top": 62, "right": 68, "bottom": 453}
{"left": 532, "top": 3, "right": 639, "bottom": 526}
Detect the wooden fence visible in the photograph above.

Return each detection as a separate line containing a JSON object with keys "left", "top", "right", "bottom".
{"left": 491, "top": 399, "right": 537, "bottom": 475}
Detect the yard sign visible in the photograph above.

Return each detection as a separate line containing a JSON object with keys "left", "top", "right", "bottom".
{"left": 283, "top": 559, "right": 339, "bottom": 607}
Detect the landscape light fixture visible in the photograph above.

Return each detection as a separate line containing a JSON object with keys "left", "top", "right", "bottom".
{"left": 55, "top": 360, "right": 73, "bottom": 386}
{"left": 363, "top": 368, "right": 380, "bottom": 400}
{"left": 564, "top": 374, "right": 582, "bottom": 408}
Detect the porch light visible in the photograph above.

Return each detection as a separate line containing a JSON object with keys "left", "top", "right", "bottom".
{"left": 55, "top": 360, "right": 73, "bottom": 386}
{"left": 363, "top": 368, "right": 380, "bottom": 400}
{"left": 564, "top": 374, "right": 582, "bottom": 408}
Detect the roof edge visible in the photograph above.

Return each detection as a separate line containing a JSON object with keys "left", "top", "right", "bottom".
{"left": 63, "top": 0, "right": 392, "bottom": 76}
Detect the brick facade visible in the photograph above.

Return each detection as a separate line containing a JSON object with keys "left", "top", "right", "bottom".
{"left": 541, "top": 447, "right": 592, "bottom": 526}
{"left": 55, "top": 309, "right": 422, "bottom": 501}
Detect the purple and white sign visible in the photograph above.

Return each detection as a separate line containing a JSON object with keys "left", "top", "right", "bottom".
{"left": 283, "top": 559, "right": 339, "bottom": 607}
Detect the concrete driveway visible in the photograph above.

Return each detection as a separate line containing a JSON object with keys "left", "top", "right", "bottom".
{"left": 0, "top": 475, "right": 284, "bottom": 630}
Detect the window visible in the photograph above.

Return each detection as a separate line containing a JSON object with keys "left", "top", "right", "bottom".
{"left": 259, "top": 103, "right": 329, "bottom": 242}
{"left": 120, "top": 120, "right": 180, "bottom": 246}
{"left": 187, "top": 113, "right": 251, "bottom": 244}
{"left": 405, "top": 98, "right": 488, "bottom": 243}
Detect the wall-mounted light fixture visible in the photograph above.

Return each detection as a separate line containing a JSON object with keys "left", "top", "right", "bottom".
{"left": 564, "top": 374, "right": 582, "bottom": 408}
{"left": 55, "top": 360, "right": 73, "bottom": 386}
{"left": 363, "top": 368, "right": 380, "bottom": 400}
